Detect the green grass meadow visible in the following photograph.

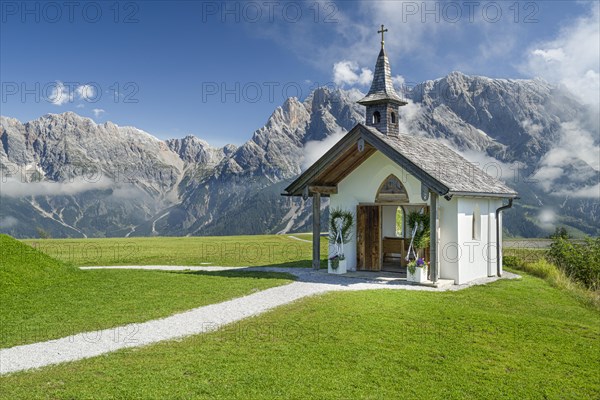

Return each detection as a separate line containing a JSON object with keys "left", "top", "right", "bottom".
{"left": 1, "top": 274, "right": 598, "bottom": 399}
{"left": 0, "top": 235, "right": 294, "bottom": 348}
{"left": 22, "top": 234, "right": 329, "bottom": 267}
{"left": 1, "top": 234, "right": 599, "bottom": 399}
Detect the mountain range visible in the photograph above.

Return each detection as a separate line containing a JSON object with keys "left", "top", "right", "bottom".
{"left": 1, "top": 72, "right": 598, "bottom": 238}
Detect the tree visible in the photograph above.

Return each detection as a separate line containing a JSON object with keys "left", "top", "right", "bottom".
{"left": 36, "top": 227, "right": 51, "bottom": 239}
{"left": 549, "top": 226, "right": 570, "bottom": 240}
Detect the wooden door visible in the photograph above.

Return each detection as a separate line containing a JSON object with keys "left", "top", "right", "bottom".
{"left": 356, "top": 205, "right": 381, "bottom": 271}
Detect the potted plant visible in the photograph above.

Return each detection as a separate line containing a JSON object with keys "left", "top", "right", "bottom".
{"left": 328, "top": 208, "right": 353, "bottom": 274}
{"left": 405, "top": 210, "right": 430, "bottom": 283}
{"left": 407, "top": 257, "right": 429, "bottom": 282}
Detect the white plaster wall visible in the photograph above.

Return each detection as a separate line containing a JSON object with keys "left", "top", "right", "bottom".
{"left": 498, "top": 211, "right": 503, "bottom": 276}
{"left": 489, "top": 198, "right": 503, "bottom": 276}
{"left": 455, "top": 197, "right": 504, "bottom": 284}
{"left": 438, "top": 196, "right": 459, "bottom": 283}
{"left": 382, "top": 206, "right": 398, "bottom": 238}
{"left": 329, "top": 151, "right": 426, "bottom": 271}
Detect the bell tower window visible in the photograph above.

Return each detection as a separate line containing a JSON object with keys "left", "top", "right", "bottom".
{"left": 390, "top": 112, "right": 396, "bottom": 124}
{"left": 372, "top": 111, "right": 381, "bottom": 124}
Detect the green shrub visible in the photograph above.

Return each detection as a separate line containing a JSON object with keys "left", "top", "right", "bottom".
{"left": 502, "top": 255, "right": 522, "bottom": 269}
{"left": 549, "top": 226, "right": 571, "bottom": 239}
{"left": 548, "top": 237, "right": 600, "bottom": 291}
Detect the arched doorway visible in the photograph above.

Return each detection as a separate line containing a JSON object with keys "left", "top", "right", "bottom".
{"left": 357, "top": 175, "right": 411, "bottom": 272}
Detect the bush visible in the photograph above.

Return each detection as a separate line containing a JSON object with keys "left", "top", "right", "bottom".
{"left": 502, "top": 255, "right": 522, "bottom": 269}
{"left": 549, "top": 226, "right": 571, "bottom": 239}
{"left": 547, "top": 237, "right": 600, "bottom": 291}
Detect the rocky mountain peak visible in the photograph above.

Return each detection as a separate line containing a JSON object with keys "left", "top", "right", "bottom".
{"left": 165, "top": 135, "right": 223, "bottom": 166}
{"left": 1, "top": 75, "right": 597, "bottom": 239}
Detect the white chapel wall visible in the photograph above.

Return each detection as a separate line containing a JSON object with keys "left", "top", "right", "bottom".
{"left": 330, "top": 151, "right": 428, "bottom": 271}
{"left": 381, "top": 206, "right": 398, "bottom": 237}
{"left": 455, "top": 197, "right": 503, "bottom": 283}
{"left": 438, "top": 196, "right": 459, "bottom": 282}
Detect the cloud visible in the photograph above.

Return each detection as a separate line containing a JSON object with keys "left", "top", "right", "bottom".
{"left": 538, "top": 208, "right": 556, "bottom": 230}
{"left": 396, "top": 99, "right": 424, "bottom": 135}
{"left": 532, "top": 120, "right": 600, "bottom": 191}
{"left": 75, "top": 104, "right": 85, "bottom": 109}
{"left": 92, "top": 108, "right": 106, "bottom": 118}
{"left": 301, "top": 126, "right": 346, "bottom": 170}
{"left": 392, "top": 75, "right": 405, "bottom": 87}
{"left": 332, "top": 61, "right": 373, "bottom": 87}
{"left": 457, "top": 148, "right": 516, "bottom": 185}
{"left": 252, "top": 1, "right": 454, "bottom": 78}
{"left": 0, "top": 177, "right": 114, "bottom": 198}
{"left": 48, "top": 81, "right": 73, "bottom": 106}
{"left": 520, "top": 4, "right": 600, "bottom": 197}
{"left": 522, "top": 3, "right": 600, "bottom": 108}
{"left": 0, "top": 216, "right": 18, "bottom": 228}
{"left": 76, "top": 85, "right": 96, "bottom": 101}
{"left": 520, "top": 119, "right": 544, "bottom": 136}
{"left": 554, "top": 183, "right": 600, "bottom": 199}
{"left": 531, "top": 48, "right": 566, "bottom": 63}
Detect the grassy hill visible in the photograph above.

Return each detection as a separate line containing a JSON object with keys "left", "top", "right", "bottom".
{"left": 0, "top": 234, "right": 293, "bottom": 348}
{"left": 0, "top": 234, "right": 84, "bottom": 297}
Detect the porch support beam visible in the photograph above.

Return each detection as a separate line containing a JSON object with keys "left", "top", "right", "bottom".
{"left": 312, "top": 192, "right": 321, "bottom": 270}
{"left": 309, "top": 185, "right": 338, "bottom": 195}
{"left": 429, "top": 192, "right": 438, "bottom": 283}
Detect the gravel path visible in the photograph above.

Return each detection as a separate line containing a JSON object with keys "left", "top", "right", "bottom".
{"left": 0, "top": 267, "right": 519, "bottom": 375}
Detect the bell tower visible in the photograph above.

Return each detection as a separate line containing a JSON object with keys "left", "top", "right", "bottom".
{"left": 357, "top": 25, "right": 407, "bottom": 137}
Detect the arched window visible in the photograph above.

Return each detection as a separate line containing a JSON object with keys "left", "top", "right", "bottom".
{"left": 390, "top": 112, "right": 396, "bottom": 124}
{"left": 372, "top": 111, "right": 381, "bottom": 124}
{"left": 472, "top": 204, "right": 481, "bottom": 240}
{"left": 395, "top": 206, "right": 405, "bottom": 236}
{"left": 376, "top": 174, "right": 409, "bottom": 203}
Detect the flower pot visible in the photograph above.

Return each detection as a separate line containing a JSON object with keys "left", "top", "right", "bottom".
{"left": 407, "top": 266, "right": 428, "bottom": 283}
{"left": 328, "top": 258, "right": 347, "bottom": 274}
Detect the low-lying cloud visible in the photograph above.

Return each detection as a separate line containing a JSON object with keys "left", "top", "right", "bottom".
{"left": 0, "top": 216, "right": 18, "bottom": 228}
{"left": 301, "top": 127, "right": 347, "bottom": 171}
{"left": 533, "top": 120, "right": 599, "bottom": 195}
{"left": 0, "top": 177, "right": 114, "bottom": 198}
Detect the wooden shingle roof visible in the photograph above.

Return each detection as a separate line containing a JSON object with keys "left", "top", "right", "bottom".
{"left": 284, "top": 124, "right": 517, "bottom": 198}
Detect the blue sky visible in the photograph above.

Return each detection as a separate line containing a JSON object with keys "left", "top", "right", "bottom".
{"left": 1, "top": 1, "right": 598, "bottom": 146}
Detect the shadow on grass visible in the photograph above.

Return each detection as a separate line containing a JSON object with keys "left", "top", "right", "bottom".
{"left": 253, "top": 259, "right": 329, "bottom": 269}
{"left": 169, "top": 269, "right": 298, "bottom": 281}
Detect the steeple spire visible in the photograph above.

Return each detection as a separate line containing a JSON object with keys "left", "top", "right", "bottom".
{"left": 358, "top": 25, "right": 407, "bottom": 137}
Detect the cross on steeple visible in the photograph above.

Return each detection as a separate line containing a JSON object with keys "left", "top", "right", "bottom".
{"left": 378, "top": 24, "right": 388, "bottom": 49}
{"left": 358, "top": 24, "right": 407, "bottom": 137}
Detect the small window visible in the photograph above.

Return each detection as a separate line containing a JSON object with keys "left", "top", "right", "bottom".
{"left": 472, "top": 204, "right": 481, "bottom": 240}
{"left": 395, "top": 206, "right": 404, "bottom": 237}
{"left": 390, "top": 112, "right": 396, "bottom": 124}
{"left": 372, "top": 111, "right": 381, "bottom": 124}
{"left": 376, "top": 174, "right": 409, "bottom": 203}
